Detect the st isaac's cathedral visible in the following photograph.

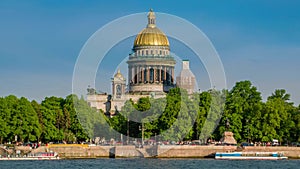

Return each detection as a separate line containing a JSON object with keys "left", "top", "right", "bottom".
{"left": 87, "top": 9, "right": 196, "bottom": 115}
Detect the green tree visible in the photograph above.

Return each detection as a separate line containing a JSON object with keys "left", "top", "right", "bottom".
{"left": 0, "top": 97, "right": 11, "bottom": 143}
{"left": 262, "top": 89, "right": 295, "bottom": 143}
{"left": 291, "top": 105, "right": 300, "bottom": 142}
{"left": 31, "top": 100, "right": 44, "bottom": 139}
{"left": 200, "top": 89, "right": 226, "bottom": 142}
{"left": 268, "top": 89, "right": 291, "bottom": 101}
{"left": 40, "top": 96, "right": 63, "bottom": 142}
{"left": 3, "top": 95, "right": 19, "bottom": 142}
{"left": 63, "top": 95, "right": 88, "bottom": 142}
{"left": 193, "top": 91, "right": 211, "bottom": 141}
{"left": 16, "top": 97, "right": 41, "bottom": 142}
{"left": 158, "top": 88, "right": 196, "bottom": 141}
{"left": 219, "top": 81, "right": 263, "bottom": 142}
{"left": 2, "top": 96, "right": 42, "bottom": 143}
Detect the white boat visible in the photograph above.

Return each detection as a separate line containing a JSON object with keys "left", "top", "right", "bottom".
{"left": 215, "top": 152, "right": 288, "bottom": 160}
{"left": 0, "top": 152, "right": 59, "bottom": 160}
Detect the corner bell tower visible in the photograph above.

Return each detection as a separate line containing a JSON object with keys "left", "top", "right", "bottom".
{"left": 112, "top": 69, "right": 126, "bottom": 99}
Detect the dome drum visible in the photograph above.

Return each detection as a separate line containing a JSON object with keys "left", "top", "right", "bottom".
{"left": 129, "top": 83, "right": 164, "bottom": 94}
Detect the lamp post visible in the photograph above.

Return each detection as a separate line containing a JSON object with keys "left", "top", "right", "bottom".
{"left": 142, "top": 122, "right": 144, "bottom": 146}
{"left": 155, "top": 133, "right": 157, "bottom": 145}
{"left": 127, "top": 118, "right": 129, "bottom": 145}
{"left": 246, "top": 119, "right": 249, "bottom": 143}
{"left": 139, "top": 122, "right": 144, "bottom": 146}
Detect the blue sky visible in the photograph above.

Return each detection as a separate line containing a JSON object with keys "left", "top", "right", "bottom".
{"left": 0, "top": 0, "right": 299, "bottom": 105}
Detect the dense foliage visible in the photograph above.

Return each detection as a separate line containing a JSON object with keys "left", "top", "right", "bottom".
{"left": 213, "top": 81, "right": 300, "bottom": 143}
{"left": 0, "top": 95, "right": 101, "bottom": 143}
{"left": 0, "top": 80, "right": 299, "bottom": 144}
{"left": 109, "top": 81, "right": 300, "bottom": 143}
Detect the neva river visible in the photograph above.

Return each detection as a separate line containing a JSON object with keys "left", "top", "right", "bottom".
{"left": 1, "top": 158, "right": 299, "bottom": 169}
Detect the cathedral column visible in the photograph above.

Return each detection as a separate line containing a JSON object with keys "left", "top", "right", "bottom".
{"left": 138, "top": 66, "right": 142, "bottom": 84}
{"left": 154, "top": 67, "right": 157, "bottom": 82}
{"left": 164, "top": 66, "right": 167, "bottom": 81}
{"left": 147, "top": 67, "right": 150, "bottom": 82}
{"left": 159, "top": 67, "right": 162, "bottom": 83}
{"left": 141, "top": 66, "right": 144, "bottom": 84}
{"left": 128, "top": 66, "right": 131, "bottom": 84}
{"left": 171, "top": 67, "right": 174, "bottom": 83}
{"left": 143, "top": 67, "right": 146, "bottom": 82}
{"left": 137, "top": 66, "right": 141, "bottom": 84}
{"left": 169, "top": 67, "right": 171, "bottom": 82}
{"left": 155, "top": 67, "right": 159, "bottom": 82}
{"left": 135, "top": 66, "right": 138, "bottom": 84}
{"left": 136, "top": 66, "right": 139, "bottom": 84}
{"left": 133, "top": 66, "right": 136, "bottom": 84}
{"left": 141, "top": 67, "right": 144, "bottom": 83}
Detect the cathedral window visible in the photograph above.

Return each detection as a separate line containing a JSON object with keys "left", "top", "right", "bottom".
{"left": 116, "top": 85, "right": 122, "bottom": 98}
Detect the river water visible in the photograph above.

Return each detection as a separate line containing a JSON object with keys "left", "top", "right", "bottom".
{"left": 1, "top": 158, "right": 299, "bottom": 169}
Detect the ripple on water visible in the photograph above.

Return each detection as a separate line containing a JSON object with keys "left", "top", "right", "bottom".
{"left": 1, "top": 158, "right": 299, "bottom": 169}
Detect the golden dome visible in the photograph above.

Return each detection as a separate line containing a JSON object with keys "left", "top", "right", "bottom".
{"left": 134, "top": 27, "right": 169, "bottom": 47}
{"left": 133, "top": 9, "right": 169, "bottom": 48}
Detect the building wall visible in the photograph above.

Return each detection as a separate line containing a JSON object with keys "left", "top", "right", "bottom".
{"left": 87, "top": 94, "right": 108, "bottom": 111}
{"left": 87, "top": 93, "right": 166, "bottom": 113}
{"left": 176, "top": 60, "right": 196, "bottom": 95}
{"left": 176, "top": 76, "right": 196, "bottom": 95}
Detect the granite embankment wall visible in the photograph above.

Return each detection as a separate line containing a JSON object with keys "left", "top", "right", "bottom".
{"left": 47, "top": 145, "right": 111, "bottom": 158}
{"left": 42, "top": 145, "right": 300, "bottom": 158}
{"left": 157, "top": 145, "right": 236, "bottom": 158}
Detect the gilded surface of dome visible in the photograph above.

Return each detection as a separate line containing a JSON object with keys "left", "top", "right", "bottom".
{"left": 133, "top": 9, "right": 169, "bottom": 48}
{"left": 134, "top": 27, "right": 169, "bottom": 47}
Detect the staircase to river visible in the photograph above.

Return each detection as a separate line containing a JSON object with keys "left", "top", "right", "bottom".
{"left": 136, "top": 146, "right": 158, "bottom": 158}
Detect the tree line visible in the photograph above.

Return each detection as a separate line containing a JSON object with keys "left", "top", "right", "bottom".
{"left": 0, "top": 80, "right": 299, "bottom": 144}
{"left": 0, "top": 95, "right": 108, "bottom": 144}
{"left": 109, "top": 80, "right": 300, "bottom": 144}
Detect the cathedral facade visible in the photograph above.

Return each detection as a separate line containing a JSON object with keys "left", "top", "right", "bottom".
{"left": 87, "top": 10, "right": 196, "bottom": 114}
